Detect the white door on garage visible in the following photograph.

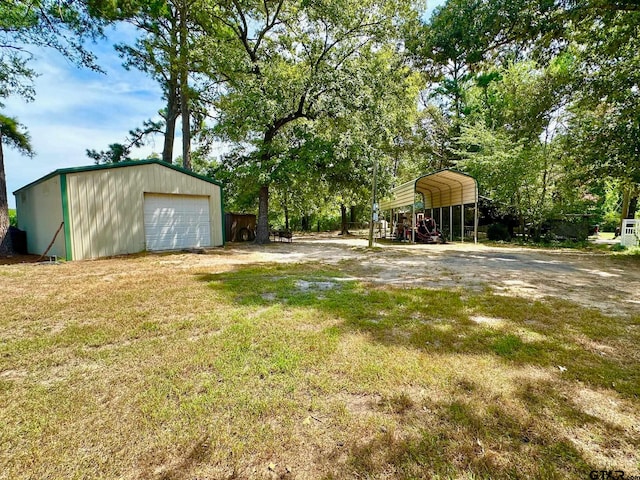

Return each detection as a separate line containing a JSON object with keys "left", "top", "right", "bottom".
{"left": 143, "top": 193, "right": 211, "bottom": 250}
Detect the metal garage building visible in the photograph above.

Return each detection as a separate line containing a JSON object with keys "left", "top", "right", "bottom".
{"left": 14, "top": 160, "right": 224, "bottom": 260}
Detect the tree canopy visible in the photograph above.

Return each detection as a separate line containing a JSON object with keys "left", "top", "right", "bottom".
{"left": 3, "top": 0, "right": 639, "bottom": 249}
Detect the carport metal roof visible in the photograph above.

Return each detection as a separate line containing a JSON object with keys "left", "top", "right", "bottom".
{"left": 380, "top": 169, "right": 478, "bottom": 211}
{"left": 379, "top": 169, "right": 479, "bottom": 243}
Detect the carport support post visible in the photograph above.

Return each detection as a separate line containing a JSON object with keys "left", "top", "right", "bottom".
{"left": 368, "top": 155, "right": 378, "bottom": 248}
{"left": 411, "top": 203, "right": 415, "bottom": 243}
{"left": 449, "top": 205, "right": 453, "bottom": 241}
{"left": 474, "top": 201, "right": 478, "bottom": 244}
{"left": 461, "top": 204, "right": 464, "bottom": 243}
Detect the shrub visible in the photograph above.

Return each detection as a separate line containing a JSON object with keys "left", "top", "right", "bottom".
{"left": 600, "top": 216, "right": 619, "bottom": 232}
{"left": 9, "top": 209, "right": 17, "bottom": 227}
{"left": 487, "top": 223, "right": 511, "bottom": 241}
{"left": 546, "top": 218, "right": 590, "bottom": 241}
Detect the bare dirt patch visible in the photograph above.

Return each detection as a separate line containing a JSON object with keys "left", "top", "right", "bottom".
{"left": 173, "top": 235, "right": 640, "bottom": 317}
{"left": 0, "top": 254, "right": 40, "bottom": 265}
{"left": 14, "top": 232, "right": 628, "bottom": 320}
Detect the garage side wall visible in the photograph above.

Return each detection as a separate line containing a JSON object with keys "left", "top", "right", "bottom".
{"left": 15, "top": 176, "right": 65, "bottom": 258}
{"left": 66, "top": 164, "right": 223, "bottom": 260}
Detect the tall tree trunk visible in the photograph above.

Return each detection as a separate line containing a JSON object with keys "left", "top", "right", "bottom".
{"left": 392, "top": 149, "right": 400, "bottom": 186}
{"left": 340, "top": 203, "right": 349, "bottom": 235}
{"left": 255, "top": 131, "right": 275, "bottom": 243}
{"left": 452, "top": 62, "right": 462, "bottom": 137}
{"left": 620, "top": 186, "right": 631, "bottom": 231}
{"left": 628, "top": 195, "right": 638, "bottom": 219}
{"left": 283, "top": 194, "right": 289, "bottom": 231}
{"left": 178, "top": 3, "right": 191, "bottom": 170}
{"left": 256, "top": 185, "right": 270, "bottom": 244}
{"left": 0, "top": 138, "right": 12, "bottom": 256}
{"left": 162, "top": 73, "right": 179, "bottom": 164}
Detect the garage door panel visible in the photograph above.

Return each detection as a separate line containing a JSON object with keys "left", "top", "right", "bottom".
{"left": 144, "top": 194, "right": 211, "bottom": 250}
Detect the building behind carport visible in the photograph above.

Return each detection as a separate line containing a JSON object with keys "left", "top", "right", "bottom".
{"left": 380, "top": 169, "right": 479, "bottom": 242}
{"left": 14, "top": 160, "right": 224, "bottom": 260}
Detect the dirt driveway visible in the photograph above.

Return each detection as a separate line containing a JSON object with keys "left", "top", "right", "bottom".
{"left": 5, "top": 235, "right": 637, "bottom": 317}
{"left": 158, "top": 235, "right": 639, "bottom": 318}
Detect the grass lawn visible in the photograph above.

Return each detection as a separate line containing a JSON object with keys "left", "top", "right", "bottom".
{"left": 1, "top": 254, "right": 638, "bottom": 479}
{"left": 598, "top": 232, "right": 616, "bottom": 240}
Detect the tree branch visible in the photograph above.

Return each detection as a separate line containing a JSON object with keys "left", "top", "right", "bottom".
{"left": 252, "top": 0, "right": 285, "bottom": 60}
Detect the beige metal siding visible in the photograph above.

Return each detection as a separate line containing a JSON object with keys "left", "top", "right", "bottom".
{"left": 380, "top": 180, "right": 416, "bottom": 211}
{"left": 15, "top": 176, "right": 65, "bottom": 257}
{"left": 66, "top": 163, "right": 222, "bottom": 260}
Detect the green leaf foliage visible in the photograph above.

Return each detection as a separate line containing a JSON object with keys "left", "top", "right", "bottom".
{"left": 0, "top": 115, "right": 33, "bottom": 156}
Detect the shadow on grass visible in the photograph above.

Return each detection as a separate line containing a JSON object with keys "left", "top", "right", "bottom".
{"left": 343, "top": 399, "right": 592, "bottom": 479}
{"left": 195, "top": 264, "right": 639, "bottom": 478}
{"left": 196, "top": 265, "right": 639, "bottom": 399}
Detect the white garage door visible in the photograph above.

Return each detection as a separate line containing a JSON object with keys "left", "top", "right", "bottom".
{"left": 143, "top": 194, "right": 211, "bottom": 251}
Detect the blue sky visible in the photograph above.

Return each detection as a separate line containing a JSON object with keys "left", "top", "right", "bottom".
{"left": 4, "top": 23, "right": 165, "bottom": 208}
{"left": 4, "top": 1, "right": 445, "bottom": 208}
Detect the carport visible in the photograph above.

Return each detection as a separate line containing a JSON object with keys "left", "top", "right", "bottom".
{"left": 380, "top": 169, "right": 479, "bottom": 243}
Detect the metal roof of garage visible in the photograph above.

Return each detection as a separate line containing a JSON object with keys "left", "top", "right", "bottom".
{"left": 13, "top": 159, "right": 222, "bottom": 195}
{"left": 380, "top": 169, "right": 478, "bottom": 211}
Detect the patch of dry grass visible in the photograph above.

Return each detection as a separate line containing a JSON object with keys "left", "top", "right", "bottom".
{"left": 0, "top": 253, "right": 638, "bottom": 479}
